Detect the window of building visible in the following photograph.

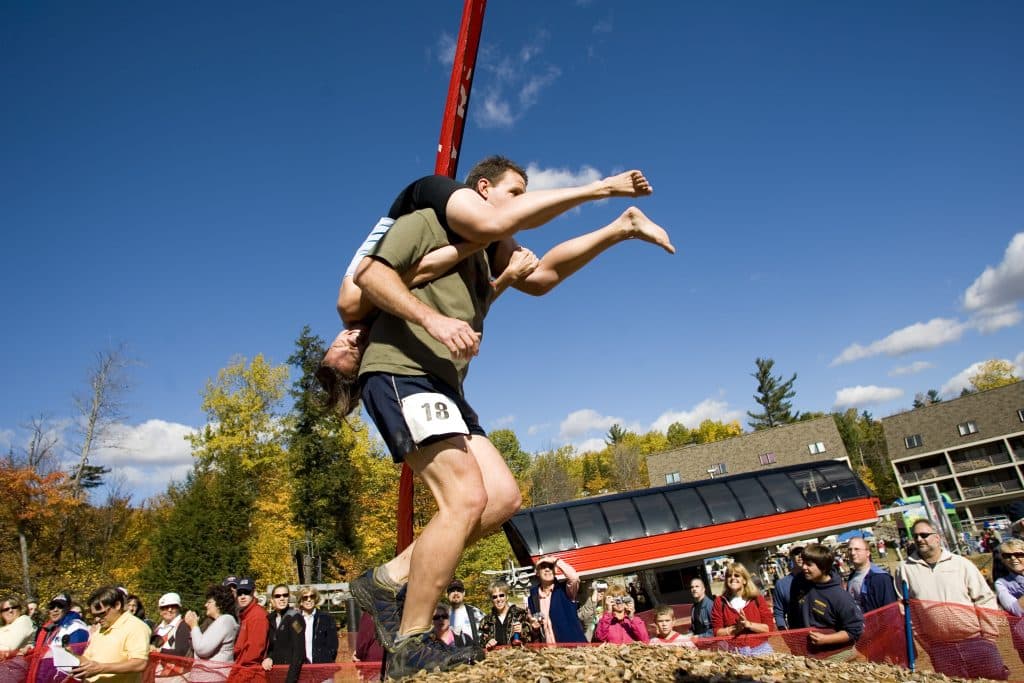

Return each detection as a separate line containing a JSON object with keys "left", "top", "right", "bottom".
{"left": 957, "top": 421, "right": 978, "bottom": 436}
{"left": 665, "top": 472, "right": 680, "bottom": 484}
{"left": 808, "top": 442, "right": 826, "bottom": 455}
{"left": 758, "top": 452, "right": 777, "bottom": 466}
{"left": 905, "top": 434, "right": 923, "bottom": 449}
{"left": 707, "top": 463, "right": 727, "bottom": 476}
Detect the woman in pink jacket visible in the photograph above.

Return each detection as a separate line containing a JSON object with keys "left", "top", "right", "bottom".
{"left": 593, "top": 587, "right": 649, "bottom": 644}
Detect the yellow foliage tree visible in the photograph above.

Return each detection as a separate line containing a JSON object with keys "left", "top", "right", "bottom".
{"left": 249, "top": 468, "right": 304, "bottom": 585}
{"left": 969, "top": 359, "right": 1020, "bottom": 392}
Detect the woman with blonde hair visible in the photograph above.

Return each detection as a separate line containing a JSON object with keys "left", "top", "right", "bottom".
{"left": 0, "top": 597, "right": 35, "bottom": 654}
{"left": 996, "top": 537, "right": 1024, "bottom": 616}
{"left": 711, "top": 563, "right": 774, "bottom": 655}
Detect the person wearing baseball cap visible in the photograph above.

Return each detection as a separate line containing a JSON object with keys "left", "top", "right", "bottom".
{"left": 445, "top": 580, "right": 484, "bottom": 647}
{"left": 527, "top": 556, "right": 586, "bottom": 644}
{"left": 231, "top": 579, "right": 269, "bottom": 678}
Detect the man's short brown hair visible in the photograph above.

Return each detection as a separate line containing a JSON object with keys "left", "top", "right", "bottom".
{"left": 801, "top": 543, "right": 835, "bottom": 574}
{"left": 465, "top": 155, "right": 528, "bottom": 190}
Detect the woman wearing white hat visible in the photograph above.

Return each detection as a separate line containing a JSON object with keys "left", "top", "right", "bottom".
{"left": 151, "top": 592, "right": 191, "bottom": 681}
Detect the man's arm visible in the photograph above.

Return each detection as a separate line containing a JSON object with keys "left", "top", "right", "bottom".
{"left": 446, "top": 170, "right": 653, "bottom": 243}
{"left": 353, "top": 257, "right": 480, "bottom": 360}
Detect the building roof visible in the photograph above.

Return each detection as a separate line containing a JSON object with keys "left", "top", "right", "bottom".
{"left": 502, "top": 460, "right": 878, "bottom": 576}
{"left": 646, "top": 415, "right": 849, "bottom": 486}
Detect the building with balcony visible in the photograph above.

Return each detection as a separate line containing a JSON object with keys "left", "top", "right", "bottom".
{"left": 646, "top": 416, "right": 850, "bottom": 487}
{"left": 880, "top": 381, "right": 1024, "bottom": 524}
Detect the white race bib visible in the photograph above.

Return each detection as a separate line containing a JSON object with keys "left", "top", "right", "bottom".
{"left": 400, "top": 392, "right": 469, "bottom": 444}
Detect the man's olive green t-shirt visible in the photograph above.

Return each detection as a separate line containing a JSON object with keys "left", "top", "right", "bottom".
{"left": 358, "top": 208, "right": 493, "bottom": 394}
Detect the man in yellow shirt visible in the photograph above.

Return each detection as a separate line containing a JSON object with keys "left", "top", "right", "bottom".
{"left": 71, "top": 586, "right": 150, "bottom": 682}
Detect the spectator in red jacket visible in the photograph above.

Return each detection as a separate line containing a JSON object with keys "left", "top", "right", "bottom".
{"left": 712, "top": 563, "right": 774, "bottom": 655}
{"left": 231, "top": 578, "right": 269, "bottom": 681}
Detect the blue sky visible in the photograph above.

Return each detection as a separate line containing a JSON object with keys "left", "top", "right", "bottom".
{"left": 2, "top": 1, "right": 1023, "bottom": 504}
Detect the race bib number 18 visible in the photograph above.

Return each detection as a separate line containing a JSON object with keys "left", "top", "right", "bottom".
{"left": 400, "top": 392, "right": 469, "bottom": 444}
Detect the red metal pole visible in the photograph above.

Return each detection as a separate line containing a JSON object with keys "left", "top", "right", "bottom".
{"left": 397, "top": 0, "right": 487, "bottom": 554}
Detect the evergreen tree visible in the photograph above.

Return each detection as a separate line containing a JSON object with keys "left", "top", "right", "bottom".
{"left": 605, "top": 424, "right": 628, "bottom": 445}
{"left": 747, "top": 357, "right": 798, "bottom": 430}
{"left": 285, "top": 326, "right": 362, "bottom": 577}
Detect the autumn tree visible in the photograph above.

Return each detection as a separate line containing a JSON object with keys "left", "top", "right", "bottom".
{"left": 666, "top": 422, "right": 690, "bottom": 448}
{"left": 490, "top": 429, "right": 531, "bottom": 481}
{"left": 529, "top": 446, "right": 579, "bottom": 505}
{"left": 969, "top": 359, "right": 1020, "bottom": 392}
{"left": 832, "top": 409, "right": 898, "bottom": 502}
{"left": 747, "top": 357, "right": 799, "bottom": 430}
{"left": 142, "top": 354, "right": 293, "bottom": 593}
{"left": 609, "top": 443, "right": 647, "bottom": 491}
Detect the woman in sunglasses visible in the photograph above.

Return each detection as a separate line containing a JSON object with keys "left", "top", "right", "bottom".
{"left": 429, "top": 606, "right": 454, "bottom": 646}
{"left": 296, "top": 588, "right": 338, "bottom": 664}
{"left": 996, "top": 538, "right": 1024, "bottom": 616}
{"left": 0, "top": 597, "right": 35, "bottom": 654}
{"left": 479, "top": 581, "right": 530, "bottom": 650}
{"left": 711, "top": 563, "right": 774, "bottom": 655}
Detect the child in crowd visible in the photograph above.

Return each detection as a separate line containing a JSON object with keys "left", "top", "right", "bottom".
{"left": 799, "top": 543, "right": 864, "bottom": 660}
{"left": 648, "top": 605, "right": 695, "bottom": 648}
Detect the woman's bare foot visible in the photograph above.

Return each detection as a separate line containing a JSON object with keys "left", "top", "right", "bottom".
{"left": 603, "top": 170, "right": 653, "bottom": 197}
{"left": 616, "top": 206, "right": 675, "bottom": 253}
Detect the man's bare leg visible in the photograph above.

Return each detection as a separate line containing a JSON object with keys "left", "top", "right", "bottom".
{"left": 513, "top": 206, "right": 674, "bottom": 295}
{"left": 392, "top": 437, "right": 494, "bottom": 636}
{"left": 380, "top": 436, "right": 521, "bottom": 592}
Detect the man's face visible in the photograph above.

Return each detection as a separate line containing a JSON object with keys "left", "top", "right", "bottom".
{"left": 689, "top": 579, "right": 706, "bottom": 602}
{"left": 654, "top": 613, "right": 674, "bottom": 637}
{"left": 322, "top": 327, "right": 367, "bottom": 378}
{"left": 912, "top": 523, "right": 943, "bottom": 560}
{"left": 447, "top": 588, "right": 464, "bottom": 607}
{"left": 536, "top": 563, "right": 555, "bottom": 583}
{"left": 489, "top": 589, "right": 508, "bottom": 612}
{"left": 791, "top": 553, "right": 805, "bottom": 574}
{"left": 236, "top": 590, "right": 254, "bottom": 610}
{"left": 801, "top": 558, "right": 823, "bottom": 582}
{"left": 848, "top": 540, "right": 871, "bottom": 569}
{"left": 271, "top": 587, "right": 290, "bottom": 611}
{"left": 90, "top": 601, "right": 121, "bottom": 630}
{"left": 481, "top": 171, "right": 527, "bottom": 209}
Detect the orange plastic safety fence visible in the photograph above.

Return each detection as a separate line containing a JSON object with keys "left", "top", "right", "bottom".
{"left": 9, "top": 601, "right": 1024, "bottom": 683}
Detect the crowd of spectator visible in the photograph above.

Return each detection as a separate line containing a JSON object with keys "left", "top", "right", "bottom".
{"left": 3, "top": 516, "right": 1022, "bottom": 680}
{"left": 0, "top": 577, "right": 339, "bottom": 683}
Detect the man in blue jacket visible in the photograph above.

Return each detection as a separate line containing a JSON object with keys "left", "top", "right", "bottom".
{"left": 800, "top": 544, "right": 864, "bottom": 660}
{"left": 846, "top": 537, "right": 898, "bottom": 613}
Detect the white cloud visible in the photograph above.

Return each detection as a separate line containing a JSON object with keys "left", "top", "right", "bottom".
{"left": 940, "top": 361, "right": 987, "bottom": 396}
{"left": 524, "top": 163, "right": 603, "bottom": 191}
{"left": 575, "top": 438, "right": 607, "bottom": 454}
{"left": 477, "top": 93, "right": 516, "bottom": 128}
{"left": 834, "top": 385, "right": 904, "bottom": 408}
{"left": 490, "top": 414, "right": 516, "bottom": 428}
{"left": 831, "top": 318, "right": 968, "bottom": 366}
{"left": 650, "top": 399, "right": 743, "bottom": 433}
{"left": 435, "top": 32, "right": 455, "bottom": 67}
{"left": 889, "top": 361, "right": 934, "bottom": 377}
{"left": 963, "top": 232, "right": 1024, "bottom": 312}
{"left": 559, "top": 409, "right": 623, "bottom": 440}
{"left": 968, "top": 303, "right": 1023, "bottom": 334}
{"left": 526, "top": 423, "right": 549, "bottom": 436}
{"left": 471, "top": 31, "right": 561, "bottom": 129}
{"left": 90, "top": 419, "right": 196, "bottom": 466}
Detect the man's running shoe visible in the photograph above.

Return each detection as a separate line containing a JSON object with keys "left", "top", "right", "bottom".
{"left": 350, "top": 567, "right": 405, "bottom": 650}
{"left": 385, "top": 633, "right": 484, "bottom": 680}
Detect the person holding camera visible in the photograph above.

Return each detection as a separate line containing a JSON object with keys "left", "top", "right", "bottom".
{"left": 593, "top": 586, "right": 649, "bottom": 644}
{"left": 527, "top": 556, "right": 587, "bottom": 644}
